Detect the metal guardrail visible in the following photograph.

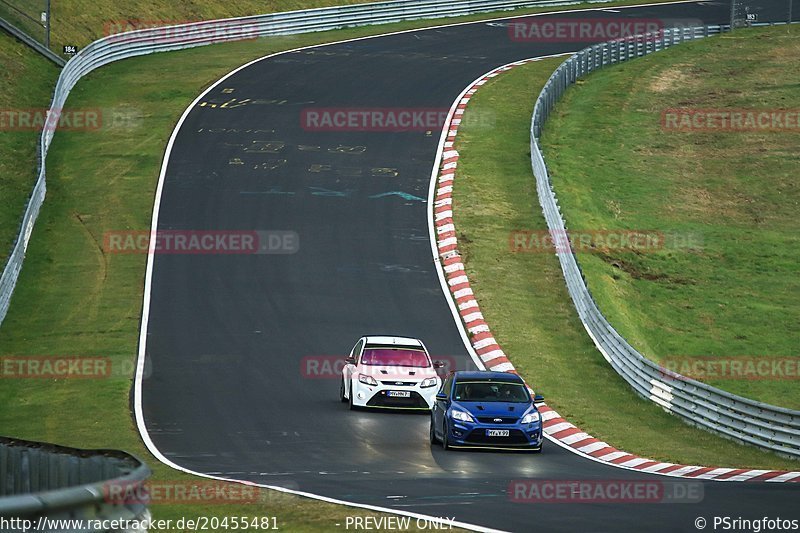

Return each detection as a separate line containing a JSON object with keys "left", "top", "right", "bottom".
{"left": 0, "top": 437, "right": 150, "bottom": 532}
{"left": 0, "top": 15, "right": 65, "bottom": 65}
{"left": 529, "top": 25, "right": 800, "bottom": 458}
{"left": 0, "top": 0, "right": 616, "bottom": 327}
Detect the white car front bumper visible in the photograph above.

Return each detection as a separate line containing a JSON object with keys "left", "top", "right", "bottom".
{"left": 350, "top": 378, "right": 439, "bottom": 410}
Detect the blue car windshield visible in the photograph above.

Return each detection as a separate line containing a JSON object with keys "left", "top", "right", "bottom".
{"left": 453, "top": 381, "right": 530, "bottom": 403}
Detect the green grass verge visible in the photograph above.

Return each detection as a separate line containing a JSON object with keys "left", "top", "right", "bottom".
{"left": 540, "top": 25, "right": 800, "bottom": 409}
{"left": 1, "top": 0, "right": 378, "bottom": 51}
{"left": 0, "top": 33, "right": 59, "bottom": 265}
{"left": 451, "top": 50, "right": 798, "bottom": 469}
{"left": 3, "top": 0, "right": 687, "bottom": 53}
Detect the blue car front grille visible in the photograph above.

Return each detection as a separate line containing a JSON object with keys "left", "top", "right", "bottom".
{"left": 465, "top": 429, "right": 530, "bottom": 445}
{"left": 476, "top": 416, "right": 519, "bottom": 424}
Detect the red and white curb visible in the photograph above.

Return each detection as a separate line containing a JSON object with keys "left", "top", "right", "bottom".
{"left": 433, "top": 59, "right": 800, "bottom": 483}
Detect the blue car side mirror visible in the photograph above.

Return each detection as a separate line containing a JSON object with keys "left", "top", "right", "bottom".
{"left": 436, "top": 392, "right": 448, "bottom": 401}
{"left": 534, "top": 394, "right": 545, "bottom": 403}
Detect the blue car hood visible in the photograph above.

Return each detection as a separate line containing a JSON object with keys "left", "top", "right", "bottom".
{"left": 454, "top": 401, "right": 534, "bottom": 418}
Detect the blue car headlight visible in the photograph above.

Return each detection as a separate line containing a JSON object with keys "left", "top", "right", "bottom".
{"left": 420, "top": 377, "right": 438, "bottom": 388}
{"left": 450, "top": 409, "right": 475, "bottom": 423}
{"left": 520, "top": 411, "right": 541, "bottom": 424}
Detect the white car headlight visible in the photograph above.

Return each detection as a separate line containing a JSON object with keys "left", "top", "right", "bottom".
{"left": 521, "top": 411, "right": 541, "bottom": 424}
{"left": 450, "top": 409, "right": 475, "bottom": 423}
{"left": 420, "top": 377, "right": 438, "bottom": 388}
{"left": 358, "top": 373, "right": 378, "bottom": 386}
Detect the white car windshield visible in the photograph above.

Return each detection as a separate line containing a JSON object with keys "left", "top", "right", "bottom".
{"left": 360, "top": 348, "right": 430, "bottom": 368}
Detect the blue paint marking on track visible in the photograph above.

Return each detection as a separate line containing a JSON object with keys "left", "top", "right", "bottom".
{"left": 369, "top": 191, "right": 426, "bottom": 202}
{"left": 240, "top": 188, "right": 296, "bottom": 195}
{"left": 310, "top": 187, "right": 354, "bottom": 197}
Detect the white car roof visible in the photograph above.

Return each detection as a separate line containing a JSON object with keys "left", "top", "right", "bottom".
{"left": 364, "top": 335, "right": 424, "bottom": 348}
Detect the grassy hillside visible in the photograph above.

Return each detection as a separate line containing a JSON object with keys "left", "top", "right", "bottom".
{"left": 0, "top": 33, "right": 59, "bottom": 265}
{"left": 49, "top": 0, "right": 381, "bottom": 48}
{"left": 0, "top": 0, "right": 379, "bottom": 50}
{"left": 451, "top": 43, "right": 798, "bottom": 469}
{"left": 0, "top": 0, "right": 685, "bottom": 52}
{"left": 541, "top": 24, "right": 800, "bottom": 408}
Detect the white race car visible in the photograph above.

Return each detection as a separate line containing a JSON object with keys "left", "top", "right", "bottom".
{"left": 340, "top": 335, "right": 443, "bottom": 410}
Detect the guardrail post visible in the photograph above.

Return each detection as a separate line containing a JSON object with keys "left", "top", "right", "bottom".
{"left": 44, "top": 0, "right": 51, "bottom": 49}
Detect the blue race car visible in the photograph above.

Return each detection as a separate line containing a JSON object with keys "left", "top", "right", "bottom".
{"left": 430, "top": 371, "right": 544, "bottom": 451}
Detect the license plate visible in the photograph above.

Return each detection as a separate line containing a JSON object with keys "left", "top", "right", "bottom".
{"left": 487, "top": 429, "right": 509, "bottom": 437}
{"left": 386, "top": 390, "right": 411, "bottom": 398}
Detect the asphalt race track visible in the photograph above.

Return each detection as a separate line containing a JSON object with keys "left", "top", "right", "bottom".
{"left": 139, "top": 2, "right": 800, "bottom": 531}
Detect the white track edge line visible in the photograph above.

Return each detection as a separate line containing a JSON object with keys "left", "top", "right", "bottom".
{"left": 131, "top": 74, "right": 509, "bottom": 533}
{"left": 131, "top": 42, "right": 508, "bottom": 533}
